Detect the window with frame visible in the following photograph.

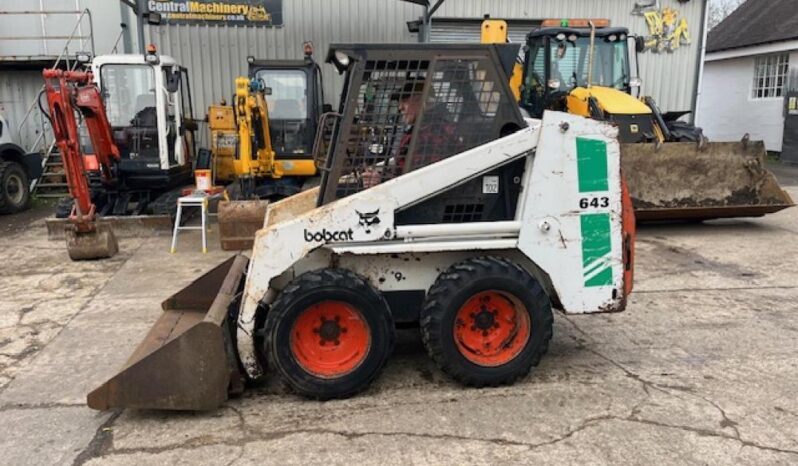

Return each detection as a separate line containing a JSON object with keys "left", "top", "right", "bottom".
{"left": 752, "top": 53, "right": 789, "bottom": 99}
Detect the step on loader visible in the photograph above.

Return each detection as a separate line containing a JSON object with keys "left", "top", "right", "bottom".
{"left": 88, "top": 44, "right": 636, "bottom": 411}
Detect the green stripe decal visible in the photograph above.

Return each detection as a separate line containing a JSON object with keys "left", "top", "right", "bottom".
{"left": 576, "top": 137, "right": 609, "bottom": 193}
{"left": 581, "top": 213, "right": 613, "bottom": 288}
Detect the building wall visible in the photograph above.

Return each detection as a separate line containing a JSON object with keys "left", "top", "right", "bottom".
{"left": 0, "top": 0, "right": 707, "bottom": 150}
{"left": 0, "top": 71, "right": 51, "bottom": 151}
{"left": 146, "top": 0, "right": 707, "bottom": 121}
{"left": 697, "top": 51, "right": 798, "bottom": 152}
{"left": 0, "top": 1, "right": 128, "bottom": 151}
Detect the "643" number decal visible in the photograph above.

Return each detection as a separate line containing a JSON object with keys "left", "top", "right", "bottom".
{"left": 579, "top": 196, "right": 610, "bottom": 209}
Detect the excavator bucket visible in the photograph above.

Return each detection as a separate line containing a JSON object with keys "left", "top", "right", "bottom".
{"left": 621, "top": 140, "right": 795, "bottom": 221}
{"left": 217, "top": 200, "right": 270, "bottom": 250}
{"left": 87, "top": 255, "right": 248, "bottom": 411}
{"left": 217, "top": 188, "right": 320, "bottom": 250}
{"left": 65, "top": 224, "right": 119, "bottom": 260}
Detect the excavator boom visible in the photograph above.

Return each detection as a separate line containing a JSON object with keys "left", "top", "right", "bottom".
{"left": 42, "top": 69, "right": 120, "bottom": 260}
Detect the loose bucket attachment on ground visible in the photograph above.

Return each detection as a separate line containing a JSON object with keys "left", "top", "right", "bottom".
{"left": 217, "top": 200, "right": 270, "bottom": 250}
{"left": 87, "top": 255, "right": 248, "bottom": 411}
{"left": 622, "top": 140, "right": 795, "bottom": 221}
{"left": 66, "top": 224, "right": 119, "bottom": 260}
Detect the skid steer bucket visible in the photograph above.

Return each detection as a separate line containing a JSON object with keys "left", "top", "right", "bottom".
{"left": 621, "top": 140, "right": 795, "bottom": 221}
{"left": 87, "top": 255, "right": 248, "bottom": 411}
{"left": 66, "top": 224, "right": 119, "bottom": 260}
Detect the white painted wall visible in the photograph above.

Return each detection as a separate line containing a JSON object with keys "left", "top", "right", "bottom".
{"left": 697, "top": 50, "right": 798, "bottom": 152}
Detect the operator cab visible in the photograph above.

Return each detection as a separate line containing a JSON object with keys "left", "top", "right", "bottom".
{"left": 247, "top": 51, "right": 325, "bottom": 161}
{"left": 521, "top": 23, "right": 654, "bottom": 143}
{"left": 92, "top": 48, "right": 196, "bottom": 188}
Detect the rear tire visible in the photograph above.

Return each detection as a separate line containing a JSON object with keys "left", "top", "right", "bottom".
{"left": 0, "top": 161, "right": 30, "bottom": 214}
{"left": 420, "top": 256, "right": 553, "bottom": 387}
{"left": 263, "top": 268, "right": 395, "bottom": 399}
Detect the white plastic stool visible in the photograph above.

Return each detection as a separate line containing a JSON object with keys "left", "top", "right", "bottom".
{"left": 170, "top": 194, "right": 210, "bottom": 254}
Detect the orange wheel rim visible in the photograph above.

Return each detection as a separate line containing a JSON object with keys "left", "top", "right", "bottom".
{"left": 290, "top": 300, "right": 371, "bottom": 378}
{"left": 454, "top": 290, "right": 531, "bottom": 367}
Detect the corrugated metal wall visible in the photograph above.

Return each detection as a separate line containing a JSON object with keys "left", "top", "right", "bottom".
{"left": 0, "top": 71, "right": 50, "bottom": 151}
{"left": 146, "top": 0, "right": 419, "bottom": 124}
{"left": 0, "top": 0, "right": 705, "bottom": 150}
{"left": 147, "top": 0, "right": 706, "bottom": 120}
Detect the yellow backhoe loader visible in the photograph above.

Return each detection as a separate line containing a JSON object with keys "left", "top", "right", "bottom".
{"left": 482, "top": 18, "right": 794, "bottom": 221}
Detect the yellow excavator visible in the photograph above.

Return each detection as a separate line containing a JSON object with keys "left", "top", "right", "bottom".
{"left": 483, "top": 18, "right": 794, "bottom": 221}
{"left": 208, "top": 44, "right": 327, "bottom": 248}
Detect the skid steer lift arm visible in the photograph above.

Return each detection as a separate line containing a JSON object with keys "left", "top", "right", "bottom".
{"left": 42, "top": 69, "right": 121, "bottom": 259}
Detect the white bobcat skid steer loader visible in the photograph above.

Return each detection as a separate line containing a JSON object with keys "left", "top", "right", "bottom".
{"left": 88, "top": 44, "right": 635, "bottom": 411}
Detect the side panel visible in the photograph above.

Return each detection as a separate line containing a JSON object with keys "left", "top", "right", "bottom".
{"left": 236, "top": 124, "right": 540, "bottom": 379}
{"left": 518, "top": 112, "right": 626, "bottom": 314}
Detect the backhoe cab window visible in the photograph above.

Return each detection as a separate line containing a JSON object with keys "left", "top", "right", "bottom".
{"left": 255, "top": 69, "right": 308, "bottom": 120}
{"left": 549, "top": 36, "right": 630, "bottom": 92}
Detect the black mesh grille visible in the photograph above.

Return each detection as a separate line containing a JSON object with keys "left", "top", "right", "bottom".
{"left": 330, "top": 53, "right": 513, "bottom": 199}
{"left": 442, "top": 203, "right": 485, "bottom": 223}
{"left": 319, "top": 45, "right": 525, "bottom": 206}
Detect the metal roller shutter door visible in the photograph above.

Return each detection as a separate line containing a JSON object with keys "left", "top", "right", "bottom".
{"left": 428, "top": 19, "right": 539, "bottom": 44}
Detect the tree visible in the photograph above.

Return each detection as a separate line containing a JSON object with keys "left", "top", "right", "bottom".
{"left": 708, "top": 0, "right": 746, "bottom": 30}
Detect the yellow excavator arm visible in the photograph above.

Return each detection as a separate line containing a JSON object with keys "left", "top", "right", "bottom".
{"left": 233, "top": 77, "right": 281, "bottom": 179}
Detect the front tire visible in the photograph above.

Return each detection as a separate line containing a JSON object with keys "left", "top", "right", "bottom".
{"left": 0, "top": 161, "right": 30, "bottom": 214}
{"left": 263, "top": 268, "right": 395, "bottom": 399}
{"left": 420, "top": 256, "right": 553, "bottom": 387}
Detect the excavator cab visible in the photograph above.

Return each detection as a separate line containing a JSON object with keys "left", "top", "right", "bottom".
{"left": 91, "top": 48, "right": 196, "bottom": 205}
{"left": 244, "top": 44, "right": 326, "bottom": 181}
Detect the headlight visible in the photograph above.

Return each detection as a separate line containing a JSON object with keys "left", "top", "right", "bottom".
{"left": 548, "top": 79, "right": 561, "bottom": 90}
{"left": 630, "top": 77, "right": 642, "bottom": 88}
{"left": 332, "top": 51, "right": 351, "bottom": 73}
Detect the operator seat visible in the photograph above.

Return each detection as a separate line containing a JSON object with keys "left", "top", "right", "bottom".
{"left": 122, "top": 94, "right": 159, "bottom": 160}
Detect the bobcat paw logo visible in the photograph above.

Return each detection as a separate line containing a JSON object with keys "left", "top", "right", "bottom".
{"left": 356, "top": 209, "right": 381, "bottom": 234}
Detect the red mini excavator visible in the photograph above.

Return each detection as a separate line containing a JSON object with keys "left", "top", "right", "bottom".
{"left": 42, "top": 69, "right": 120, "bottom": 260}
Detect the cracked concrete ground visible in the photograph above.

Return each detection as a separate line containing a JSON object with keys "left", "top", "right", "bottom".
{"left": 1, "top": 165, "right": 797, "bottom": 465}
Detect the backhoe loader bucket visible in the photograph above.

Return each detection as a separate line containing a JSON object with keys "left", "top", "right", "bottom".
{"left": 621, "top": 140, "right": 795, "bottom": 221}
{"left": 66, "top": 224, "right": 119, "bottom": 260}
{"left": 87, "top": 255, "right": 248, "bottom": 411}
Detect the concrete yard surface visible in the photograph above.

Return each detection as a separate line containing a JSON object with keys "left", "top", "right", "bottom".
{"left": 1, "top": 166, "right": 797, "bottom": 465}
